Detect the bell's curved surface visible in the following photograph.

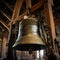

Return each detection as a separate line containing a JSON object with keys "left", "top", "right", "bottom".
{"left": 13, "top": 17, "right": 45, "bottom": 51}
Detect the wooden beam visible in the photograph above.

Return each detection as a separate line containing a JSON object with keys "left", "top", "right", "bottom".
{"left": 8, "top": 0, "right": 24, "bottom": 26}
{"left": 0, "top": 10, "right": 11, "bottom": 21}
{"left": 12, "top": 0, "right": 24, "bottom": 20}
{"left": 26, "top": 0, "right": 31, "bottom": 8}
{"left": 8, "top": 0, "right": 24, "bottom": 31}
{"left": 9, "top": 0, "right": 45, "bottom": 24}
{"left": 31, "top": 0, "right": 44, "bottom": 12}
{"left": 1, "top": 0, "right": 13, "bottom": 11}
{"left": 48, "top": 0, "right": 54, "bottom": 6}
{"left": 0, "top": 20, "right": 9, "bottom": 31}
{"left": 44, "top": 1, "right": 56, "bottom": 51}
{"left": 6, "top": 0, "right": 24, "bottom": 58}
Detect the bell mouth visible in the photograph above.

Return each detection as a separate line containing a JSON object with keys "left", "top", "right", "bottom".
{"left": 13, "top": 44, "right": 46, "bottom": 51}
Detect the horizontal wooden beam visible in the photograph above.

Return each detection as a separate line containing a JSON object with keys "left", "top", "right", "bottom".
{"left": 9, "top": 0, "right": 45, "bottom": 25}
{"left": 0, "top": 19, "right": 9, "bottom": 31}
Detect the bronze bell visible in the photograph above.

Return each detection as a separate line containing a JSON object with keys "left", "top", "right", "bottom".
{"left": 13, "top": 16, "right": 45, "bottom": 51}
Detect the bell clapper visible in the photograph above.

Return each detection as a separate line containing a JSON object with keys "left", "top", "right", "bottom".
{"left": 29, "top": 49, "right": 33, "bottom": 54}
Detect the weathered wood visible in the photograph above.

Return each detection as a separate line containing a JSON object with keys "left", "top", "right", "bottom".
{"left": 1, "top": 0, "right": 13, "bottom": 11}
{"left": 9, "top": 0, "right": 24, "bottom": 25}
{"left": 7, "top": 24, "right": 17, "bottom": 60}
{"left": 7, "top": 0, "right": 24, "bottom": 60}
{"left": 31, "top": 0, "right": 44, "bottom": 13}
{"left": 26, "top": 0, "right": 31, "bottom": 8}
{"left": 12, "top": 0, "right": 24, "bottom": 20}
{"left": 0, "top": 10, "right": 11, "bottom": 21}
{"left": 0, "top": 20, "right": 9, "bottom": 31}
{"left": 9, "top": 0, "right": 45, "bottom": 24}
{"left": 44, "top": 1, "right": 56, "bottom": 51}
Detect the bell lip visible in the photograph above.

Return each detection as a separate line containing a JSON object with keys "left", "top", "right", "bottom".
{"left": 13, "top": 44, "right": 46, "bottom": 51}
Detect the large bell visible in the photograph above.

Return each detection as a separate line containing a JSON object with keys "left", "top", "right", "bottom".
{"left": 13, "top": 16, "right": 45, "bottom": 51}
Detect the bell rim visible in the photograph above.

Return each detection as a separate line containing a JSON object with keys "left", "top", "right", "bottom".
{"left": 13, "top": 44, "right": 46, "bottom": 51}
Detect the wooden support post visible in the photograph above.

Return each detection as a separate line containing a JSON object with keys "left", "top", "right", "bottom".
{"left": 26, "top": 0, "right": 31, "bottom": 8}
{"left": 44, "top": 1, "right": 56, "bottom": 52}
{"left": 7, "top": 0, "right": 24, "bottom": 60}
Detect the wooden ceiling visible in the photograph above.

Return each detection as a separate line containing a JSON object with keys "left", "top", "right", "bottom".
{"left": 0, "top": 0, "right": 60, "bottom": 32}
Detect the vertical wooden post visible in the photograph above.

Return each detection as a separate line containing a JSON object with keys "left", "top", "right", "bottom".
{"left": 26, "top": 0, "right": 31, "bottom": 8}
{"left": 44, "top": 1, "right": 56, "bottom": 52}
{"left": 7, "top": 0, "right": 24, "bottom": 60}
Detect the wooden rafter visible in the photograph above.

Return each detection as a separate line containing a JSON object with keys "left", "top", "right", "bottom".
{"left": 12, "top": 0, "right": 24, "bottom": 20}
{"left": 0, "top": 10, "right": 11, "bottom": 21}
{"left": 9, "top": 0, "right": 45, "bottom": 24}
{"left": 1, "top": 0, "right": 24, "bottom": 31}
{"left": 8, "top": 0, "right": 24, "bottom": 25}
{"left": 0, "top": 20, "right": 9, "bottom": 31}
{"left": 9, "top": 0, "right": 24, "bottom": 30}
{"left": 1, "top": 0, "right": 13, "bottom": 11}
{"left": 31, "top": 0, "right": 44, "bottom": 12}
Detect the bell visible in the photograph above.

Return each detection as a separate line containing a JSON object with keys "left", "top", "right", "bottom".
{"left": 13, "top": 16, "right": 46, "bottom": 51}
